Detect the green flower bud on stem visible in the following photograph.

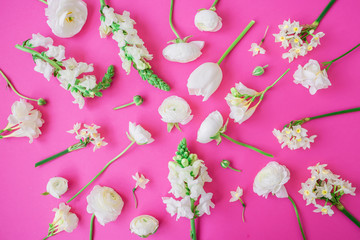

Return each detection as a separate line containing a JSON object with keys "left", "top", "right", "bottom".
{"left": 37, "top": 98, "right": 47, "bottom": 105}
{"left": 133, "top": 95, "right": 143, "bottom": 106}
{"left": 220, "top": 159, "right": 242, "bottom": 172}
{"left": 252, "top": 65, "right": 268, "bottom": 76}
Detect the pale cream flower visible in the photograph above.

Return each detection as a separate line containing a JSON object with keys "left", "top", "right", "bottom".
{"left": 46, "top": 177, "right": 69, "bottom": 198}
{"left": 132, "top": 172, "right": 150, "bottom": 189}
{"left": 34, "top": 59, "right": 54, "bottom": 81}
{"left": 130, "top": 215, "right": 159, "bottom": 238}
{"left": 127, "top": 122, "right": 154, "bottom": 145}
{"left": 229, "top": 186, "right": 244, "bottom": 202}
{"left": 249, "top": 43, "right": 265, "bottom": 56}
{"left": 51, "top": 203, "right": 79, "bottom": 233}
{"left": 29, "top": 33, "right": 54, "bottom": 48}
{"left": 194, "top": 9, "right": 222, "bottom": 32}
{"left": 197, "top": 111, "right": 223, "bottom": 144}
{"left": 162, "top": 41, "right": 204, "bottom": 63}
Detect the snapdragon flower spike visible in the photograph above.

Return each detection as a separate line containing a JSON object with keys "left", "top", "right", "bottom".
{"left": 35, "top": 123, "right": 107, "bottom": 167}
{"left": 0, "top": 69, "right": 47, "bottom": 105}
{"left": 229, "top": 186, "right": 246, "bottom": 222}
{"left": 273, "top": 0, "right": 336, "bottom": 62}
{"left": 162, "top": 138, "right": 214, "bottom": 240}
{"left": 220, "top": 160, "right": 241, "bottom": 172}
{"left": 226, "top": 69, "right": 289, "bottom": 124}
{"left": 113, "top": 95, "right": 143, "bottom": 110}
{"left": 249, "top": 26, "right": 268, "bottom": 56}
{"left": 15, "top": 34, "right": 114, "bottom": 109}
{"left": 132, "top": 172, "right": 150, "bottom": 208}
{"left": 273, "top": 107, "right": 360, "bottom": 150}
{"left": 299, "top": 163, "right": 359, "bottom": 228}
{"left": 99, "top": 0, "right": 170, "bottom": 91}
{"left": 66, "top": 122, "right": 153, "bottom": 203}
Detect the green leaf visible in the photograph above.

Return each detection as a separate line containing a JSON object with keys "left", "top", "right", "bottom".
{"left": 41, "top": 192, "right": 50, "bottom": 196}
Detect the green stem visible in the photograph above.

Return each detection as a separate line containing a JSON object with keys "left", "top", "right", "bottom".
{"left": 38, "top": 0, "right": 48, "bottom": 4}
{"left": 220, "top": 133, "right": 273, "bottom": 158}
{"left": 335, "top": 202, "right": 360, "bottom": 228}
{"left": 210, "top": 0, "right": 219, "bottom": 9}
{"left": 258, "top": 26, "right": 269, "bottom": 47}
{"left": 313, "top": 0, "right": 336, "bottom": 28}
{"left": 67, "top": 141, "right": 135, "bottom": 203}
{"left": 15, "top": 44, "right": 62, "bottom": 71}
{"left": 288, "top": 195, "right": 306, "bottom": 240}
{"left": 89, "top": 214, "right": 95, "bottom": 240}
{"left": 113, "top": 101, "right": 135, "bottom": 110}
{"left": 228, "top": 166, "right": 242, "bottom": 172}
{"left": 132, "top": 188, "right": 138, "bottom": 208}
{"left": 238, "top": 198, "right": 246, "bottom": 222}
{"left": 260, "top": 69, "right": 290, "bottom": 100}
{"left": 42, "top": 236, "right": 50, "bottom": 240}
{"left": 35, "top": 149, "right": 70, "bottom": 167}
{"left": 309, "top": 107, "right": 360, "bottom": 121}
{"left": 190, "top": 198, "right": 197, "bottom": 240}
{"left": 169, "top": 0, "right": 181, "bottom": 39}
{"left": 100, "top": 0, "right": 106, "bottom": 8}
{"left": 217, "top": 20, "right": 255, "bottom": 65}
{"left": 0, "top": 69, "right": 39, "bottom": 102}
{"left": 324, "top": 44, "right": 360, "bottom": 70}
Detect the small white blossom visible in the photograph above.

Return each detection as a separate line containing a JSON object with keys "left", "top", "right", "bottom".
{"left": 46, "top": 177, "right": 69, "bottom": 198}
{"left": 249, "top": 43, "right": 265, "bottom": 56}
{"left": 46, "top": 45, "right": 66, "bottom": 61}
{"left": 197, "top": 192, "right": 215, "bottom": 216}
{"left": 71, "top": 91, "right": 85, "bottom": 109}
{"left": 34, "top": 59, "right": 54, "bottom": 81}
{"left": 273, "top": 126, "right": 317, "bottom": 150}
{"left": 229, "top": 186, "right": 244, "bottom": 202}
{"left": 29, "top": 33, "right": 54, "bottom": 48}
{"left": 132, "top": 172, "right": 150, "bottom": 189}
{"left": 163, "top": 41, "right": 204, "bottom": 63}
{"left": 313, "top": 204, "right": 334, "bottom": 216}
{"left": 127, "top": 122, "right": 154, "bottom": 145}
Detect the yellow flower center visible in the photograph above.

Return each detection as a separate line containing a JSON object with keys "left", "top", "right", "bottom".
{"left": 255, "top": 48, "right": 260, "bottom": 51}
{"left": 322, "top": 190, "right": 327, "bottom": 195}
{"left": 295, "top": 49, "right": 301, "bottom": 53}
{"left": 308, "top": 46, "right": 313, "bottom": 51}
{"left": 296, "top": 129, "right": 301, "bottom": 133}
{"left": 235, "top": 193, "right": 240, "bottom": 198}
{"left": 294, "top": 38, "right": 299, "bottom": 43}
{"left": 66, "top": 12, "right": 74, "bottom": 23}
{"left": 280, "top": 36, "right": 285, "bottom": 41}
{"left": 304, "top": 190, "right": 310, "bottom": 196}
{"left": 285, "top": 130, "right": 291, "bottom": 134}
{"left": 321, "top": 208, "right": 328, "bottom": 214}
{"left": 293, "top": 27, "right": 298, "bottom": 32}
{"left": 297, "top": 138, "right": 302, "bottom": 142}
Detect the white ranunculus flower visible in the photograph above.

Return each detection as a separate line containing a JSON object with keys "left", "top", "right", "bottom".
{"left": 86, "top": 185, "right": 124, "bottom": 226}
{"left": 158, "top": 96, "right": 193, "bottom": 131}
{"left": 293, "top": 59, "right": 331, "bottom": 95}
{"left": 197, "top": 111, "right": 223, "bottom": 143}
{"left": 45, "top": 0, "right": 88, "bottom": 38}
{"left": 29, "top": 33, "right": 54, "bottom": 48}
{"left": 162, "top": 41, "right": 205, "bottom": 63}
{"left": 130, "top": 215, "right": 159, "bottom": 238}
{"left": 46, "top": 177, "right": 69, "bottom": 198}
{"left": 127, "top": 122, "right": 154, "bottom": 145}
{"left": 253, "top": 161, "right": 290, "bottom": 198}
{"left": 187, "top": 62, "right": 223, "bottom": 101}
{"left": 194, "top": 10, "right": 222, "bottom": 32}
{"left": 52, "top": 203, "right": 79, "bottom": 233}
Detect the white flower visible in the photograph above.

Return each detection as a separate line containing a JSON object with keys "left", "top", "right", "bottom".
{"left": 34, "top": 59, "right": 54, "bottom": 81}
{"left": 45, "top": 0, "right": 88, "bottom": 38}
{"left": 187, "top": 62, "right": 223, "bottom": 101}
{"left": 162, "top": 196, "right": 194, "bottom": 220}
{"left": 51, "top": 203, "right": 79, "bottom": 233}
{"left": 273, "top": 126, "right": 317, "bottom": 150}
{"left": 127, "top": 122, "right": 154, "bottom": 145}
{"left": 130, "top": 215, "right": 159, "bottom": 238}
{"left": 253, "top": 161, "right": 290, "bottom": 199}
{"left": 132, "top": 172, "right": 150, "bottom": 189}
{"left": 86, "top": 185, "right": 124, "bottom": 226}
{"left": 29, "top": 33, "right": 53, "bottom": 48}
{"left": 197, "top": 111, "right": 223, "bottom": 144}
{"left": 197, "top": 192, "right": 215, "bottom": 216}
{"left": 67, "top": 122, "right": 81, "bottom": 134}
{"left": 298, "top": 182, "right": 316, "bottom": 205}
{"left": 310, "top": 32, "right": 325, "bottom": 47}
{"left": 313, "top": 204, "right": 334, "bottom": 216}
{"left": 92, "top": 137, "right": 108, "bottom": 152}
{"left": 194, "top": 9, "right": 222, "bottom": 32}
{"left": 293, "top": 59, "right": 331, "bottom": 95}
{"left": 71, "top": 91, "right": 85, "bottom": 109}
{"left": 158, "top": 96, "right": 193, "bottom": 130}
{"left": 162, "top": 197, "right": 180, "bottom": 217}
{"left": 99, "top": 21, "right": 112, "bottom": 38}
{"left": 78, "top": 75, "right": 97, "bottom": 90}
{"left": 46, "top": 45, "right": 66, "bottom": 61}
{"left": 162, "top": 41, "right": 204, "bottom": 63}
{"left": 46, "top": 177, "right": 68, "bottom": 198}
{"left": 315, "top": 182, "right": 333, "bottom": 199}
{"left": 249, "top": 43, "right": 265, "bottom": 56}
{"left": 229, "top": 186, "right": 243, "bottom": 202}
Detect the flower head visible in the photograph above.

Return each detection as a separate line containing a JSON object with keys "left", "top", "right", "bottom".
{"left": 67, "top": 123, "right": 107, "bottom": 151}
{"left": 29, "top": 33, "right": 54, "bottom": 48}
{"left": 194, "top": 9, "right": 222, "bottom": 32}
{"left": 46, "top": 177, "right": 69, "bottom": 199}
{"left": 197, "top": 111, "right": 224, "bottom": 144}
{"left": 130, "top": 215, "right": 159, "bottom": 238}
{"left": 249, "top": 43, "right": 265, "bottom": 56}
{"left": 132, "top": 172, "right": 150, "bottom": 189}
{"left": 45, "top": 0, "right": 88, "bottom": 38}
{"left": 229, "top": 186, "right": 244, "bottom": 202}
{"left": 253, "top": 161, "right": 290, "bottom": 198}
{"left": 86, "top": 185, "right": 124, "bottom": 226}
{"left": 273, "top": 125, "right": 317, "bottom": 150}
{"left": 127, "top": 122, "right": 154, "bottom": 145}
{"left": 50, "top": 203, "right": 79, "bottom": 235}
{"left": 163, "top": 41, "right": 204, "bottom": 63}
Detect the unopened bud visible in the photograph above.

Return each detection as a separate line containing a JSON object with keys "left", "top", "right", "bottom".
{"left": 252, "top": 65, "right": 268, "bottom": 76}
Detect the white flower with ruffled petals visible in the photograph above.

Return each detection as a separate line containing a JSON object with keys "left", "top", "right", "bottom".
{"left": 127, "top": 122, "right": 154, "bottom": 145}
{"left": 163, "top": 41, "right": 204, "bottom": 63}
{"left": 34, "top": 59, "right": 54, "bottom": 81}
{"left": 130, "top": 215, "right": 159, "bottom": 238}
{"left": 29, "top": 33, "right": 54, "bottom": 48}
{"left": 51, "top": 203, "right": 79, "bottom": 234}
{"left": 197, "top": 111, "right": 223, "bottom": 144}
{"left": 46, "top": 45, "right": 66, "bottom": 61}
{"left": 194, "top": 9, "right": 222, "bottom": 32}
{"left": 46, "top": 177, "right": 68, "bottom": 199}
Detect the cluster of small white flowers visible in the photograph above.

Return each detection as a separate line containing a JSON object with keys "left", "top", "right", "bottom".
{"left": 100, "top": 7, "right": 153, "bottom": 74}
{"left": 29, "top": 33, "right": 99, "bottom": 109}
{"left": 67, "top": 123, "right": 107, "bottom": 151}
{"left": 163, "top": 142, "right": 214, "bottom": 220}
{"left": 273, "top": 125, "right": 317, "bottom": 150}
{"left": 299, "top": 163, "right": 356, "bottom": 216}
{"left": 273, "top": 19, "right": 325, "bottom": 62}
{"left": 4, "top": 99, "right": 44, "bottom": 143}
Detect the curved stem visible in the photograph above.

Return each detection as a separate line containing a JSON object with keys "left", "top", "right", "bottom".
{"left": 113, "top": 101, "right": 135, "bottom": 110}
{"left": 169, "top": 0, "right": 181, "bottom": 39}
{"left": 132, "top": 188, "right": 138, "bottom": 208}
{"left": 335, "top": 202, "right": 360, "bottom": 228}
{"left": 210, "top": 0, "right": 219, "bottom": 9}
{"left": 15, "top": 45, "right": 62, "bottom": 71}
{"left": 67, "top": 141, "right": 136, "bottom": 203}
{"left": 313, "top": 0, "right": 336, "bottom": 27}
{"left": 228, "top": 166, "right": 242, "bottom": 172}
{"left": 308, "top": 107, "right": 360, "bottom": 121}
{"left": 217, "top": 20, "right": 255, "bottom": 65}
{"left": 190, "top": 198, "right": 197, "bottom": 240}
{"left": 89, "top": 214, "right": 95, "bottom": 240}
{"left": 38, "top": 0, "right": 48, "bottom": 4}
{"left": 324, "top": 44, "right": 360, "bottom": 69}
{"left": 239, "top": 198, "right": 246, "bottom": 222}
{"left": 35, "top": 149, "right": 70, "bottom": 167}
{"left": 220, "top": 133, "right": 273, "bottom": 157}
{"left": 0, "top": 69, "right": 38, "bottom": 102}
{"left": 288, "top": 195, "right": 306, "bottom": 240}
{"left": 260, "top": 68, "right": 290, "bottom": 100}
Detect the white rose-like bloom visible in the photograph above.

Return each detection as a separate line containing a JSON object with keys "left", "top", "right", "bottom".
{"left": 293, "top": 59, "right": 331, "bottom": 95}
{"left": 158, "top": 96, "right": 193, "bottom": 126}
{"left": 162, "top": 41, "right": 205, "bottom": 63}
{"left": 194, "top": 9, "right": 222, "bottom": 32}
{"left": 52, "top": 203, "right": 79, "bottom": 233}
{"left": 45, "top": 0, "right": 88, "bottom": 38}
{"left": 86, "top": 185, "right": 124, "bottom": 226}
{"left": 187, "top": 62, "right": 223, "bottom": 101}
{"left": 46, "top": 177, "right": 69, "bottom": 198}
{"left": 197, "top": 111, "right": 223, "bottom": 143}
{"left": 253, "top": 161, "right": 290, "bottom": 198}
{"left": 127, "top": 122, "right": 154, "bottom": 145}
{"left": 130, "top": 215, "right": 159, "bottom": 238}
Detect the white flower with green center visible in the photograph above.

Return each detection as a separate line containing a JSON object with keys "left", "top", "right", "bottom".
{"left": 130, "top": 215, "right": 159, "bottom": 238}
{"left": 313, "top": 204, "right": 334, "bottom": 216}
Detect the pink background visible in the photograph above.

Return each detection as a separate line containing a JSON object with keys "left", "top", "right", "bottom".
{"left": 0, "top": 0, "right": 359, "bottom": 239}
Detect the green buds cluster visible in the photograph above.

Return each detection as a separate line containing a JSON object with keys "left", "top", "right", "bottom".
{"left": 173, "top": 138, "right": 198, "bottom": 168}
{"left": 252, "top": 65, "right": 268, "bottom": 76}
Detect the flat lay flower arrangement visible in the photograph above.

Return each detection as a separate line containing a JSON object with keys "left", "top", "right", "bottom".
{"left": 0, "top": 0, "right": 360, "bottom": 240}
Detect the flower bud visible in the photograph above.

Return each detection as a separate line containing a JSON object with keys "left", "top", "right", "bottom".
{"left": 37, "top": 98, "right": 47, "bottom": 105}
{"left": 133, "top": 95, "right": 143, "bottom": 106}
{"left": 221, "top": 159, "right": 230, "bottom": 168}
{"left": 181, "top": 158, "right": 189, "bottom": 167}
{"left": 252, "top": 65, "right": 268, "bottom": 76}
